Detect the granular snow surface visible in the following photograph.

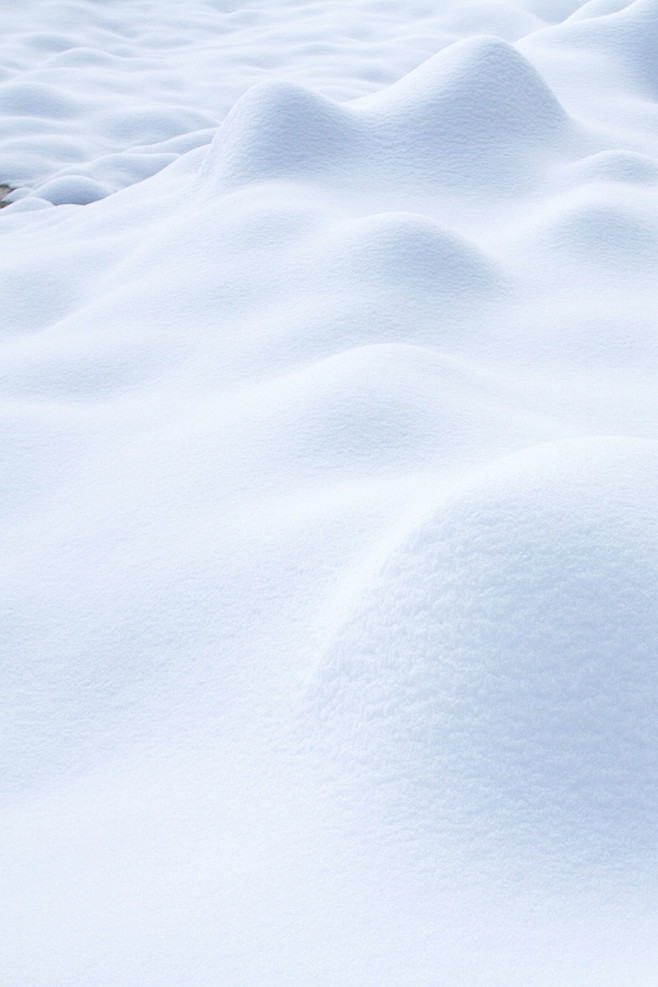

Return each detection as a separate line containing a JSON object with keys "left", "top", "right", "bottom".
{"left": 1, "top": 1, "right": 658, "bottom": 984}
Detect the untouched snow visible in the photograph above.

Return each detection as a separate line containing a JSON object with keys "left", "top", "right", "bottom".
{"left": 1, "top": 1, "right": 658, "bottom": 984}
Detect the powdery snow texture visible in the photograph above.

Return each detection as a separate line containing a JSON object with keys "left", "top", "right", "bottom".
{"left": 1, "top": 1, "right": 657, "bottom": 985}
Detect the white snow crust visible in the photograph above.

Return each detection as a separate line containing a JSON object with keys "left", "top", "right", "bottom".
{"left": 1, "top": 1, "right": 658, "bottom": 984}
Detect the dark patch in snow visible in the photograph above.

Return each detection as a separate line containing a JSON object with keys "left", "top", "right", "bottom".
{"left": 0, "top": 183, "right": 15, "bottom": 208}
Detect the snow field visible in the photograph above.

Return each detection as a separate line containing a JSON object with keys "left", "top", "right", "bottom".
{"left": 1, "top": 0, "right": 658, "bottom": 983}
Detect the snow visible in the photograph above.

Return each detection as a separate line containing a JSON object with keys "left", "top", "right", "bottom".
{"left": 1, "top": 0, "right": 658, "bottom": 984}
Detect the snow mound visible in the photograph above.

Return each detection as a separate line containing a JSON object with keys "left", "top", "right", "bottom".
{"left": 353, "top": 35, "right": 577, "bottom": 192}
{"left": 197, "top": 37, "right": 575, "bottom": 197}
{"left": 226, "top": 344, "right": 512, "bottom": 483}
{"left": 565, "top": 149, "right": 658, "bottom": 185}
{"left": 198, "top": 80, "right": 360, "bottom": 187}
{"left": 36, "top": 174, "right": 109, "bottom": 205}
{"left": 321, "top": 213, "right": 502, "bottom": 296}
{"left": 526, "top": 0, "right": 658, "bottom": 98}
{"left": 0, "top": 79, "right": 82, "bottom": 118}
{"left": 527, "top": 193, "right": 657, "bottom": 269}
{"left": 361, "top": 35, "right": 566, "bottom": 137}
{"left": 307, "top": 437, "right": 658, "bottom": 867}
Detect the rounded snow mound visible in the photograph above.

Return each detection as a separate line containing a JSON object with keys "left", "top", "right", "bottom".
{"left": 0, "top": 79, "right": 82, "bottom": 118}
{"left": 528, "top": 0, "right": 658, "bottom": 98}
{"left": 349, "top": 35, "right": 575, "bottom": 193}
{"left": 565, "top": 149, "right": 658, "bottom": 186}
{"left": 357, "top": 35, "right": 568, "bottom": 144}
{"left": 528, "top": 195, "right": 657, "bottom": 268}
{"left": 567, "top": 0, "right": 636, "bottom": 19}
{"left": 321, "top": 213, "right": 502, "bottom": 296}
{"left": 306, "top": 437, "right": 658, "bottom": 869}
{"left": 230, "top": 343, "right": 477, "bottom": 482}
{"left": 196, "top": 37, "right": 574, "bottom": 196}
{"left": 197, "top": 80, "right": 360, "bottom": 188}
{"left": 35, "top": 174, "right": 110, "bottom": 205}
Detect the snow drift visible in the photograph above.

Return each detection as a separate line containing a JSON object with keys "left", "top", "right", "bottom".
{"left": 1, "top": 0, "right": 658, "bottom": 984}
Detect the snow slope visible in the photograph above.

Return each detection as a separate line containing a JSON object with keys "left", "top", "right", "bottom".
{"left": 1, "top": 1, "right": 657, "bottom": 984}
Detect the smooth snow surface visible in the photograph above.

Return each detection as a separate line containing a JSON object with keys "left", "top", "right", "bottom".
{"left": 2, "top": 1, "right": 658, "bottom": 984}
